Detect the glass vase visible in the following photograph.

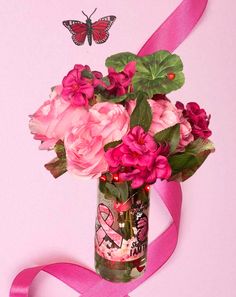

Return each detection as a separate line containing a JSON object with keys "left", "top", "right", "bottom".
{"left": 95, "top": 175, "right": 150, "bottom": 282}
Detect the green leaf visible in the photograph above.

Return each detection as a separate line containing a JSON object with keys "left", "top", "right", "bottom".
{"left": 44, "top": 157, "right": 67, "bottom": 178}
{"left": 133, "top": 50, "right": 185, "bottom": 97}
{"left": 103, "top": 181, "right": 130, "bottom": 202}
{"left": 137, "top": 188, "right": 149, "bottom": 206}
{"left": 115, "top": 182, "right": 129, "bottom": 202}
{"left": 130, "top": 93, "right": 152, "bottom": 131}
{"left": 105, "top": 183, "right": 120, "bottom": 199}
{"left": 185, "top": 138, "right": 215, "bottom": 154}
{"left": 154, "top": 124, "right": 180, "bottom": 153}
{"left": 81, "top": 69, "right": 93, "bottom": 79}
{"left": 99, "top": 179, "right": 107, "bottom": 194}
{"left": 105, "top": 52, "right": 138, "bottom": 71}
{"left": 54, "top": 140, "right": 66, "bottom": 159}
{"left": 104, "top": 92, "right": 136, "bottom": 103}
{"left": 44, "top": 140, "right": 67, "bottom": 178}
{"left": 105, "top": 50, "right": 184, "bottom": 98}
{"left": 169, "top": 138, "right": 215, "bottom": 181}
{"left": 104, "top": 140, "right": 122, "bottom": 152}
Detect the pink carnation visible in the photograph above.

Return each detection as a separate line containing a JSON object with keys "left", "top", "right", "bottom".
{"left": 105, "top": 126, "right": 172, "bottom": 188}
{"left": 65, "top": 102, "right": 130, "bottom": 178}
{"left": 29, "top": 85, "right": 88, "bottom": 150}
{"left": 176, "top": 101, "right": 212, "bottom": 139}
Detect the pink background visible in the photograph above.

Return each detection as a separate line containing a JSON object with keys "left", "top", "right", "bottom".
{"left": 0, "top": 0, "right": 236, "bottom": 296}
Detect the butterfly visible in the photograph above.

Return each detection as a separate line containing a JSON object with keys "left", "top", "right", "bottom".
{"left": 63, "top": 8, "right": 116, "bottom": 46}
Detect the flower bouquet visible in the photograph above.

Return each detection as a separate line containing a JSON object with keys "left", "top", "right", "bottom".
{"left": 29, "top": 50, "right": 214, "bottom": 282}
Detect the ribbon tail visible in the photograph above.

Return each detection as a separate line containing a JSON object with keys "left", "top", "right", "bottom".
{"left": 9, "top": 263, "right": 101, "bottom": 297}
{"left": 138, "top": 0, "right": 208, "bottom": 55}
{"left": 96, "top": 226, "right": 106, "bottom": 246}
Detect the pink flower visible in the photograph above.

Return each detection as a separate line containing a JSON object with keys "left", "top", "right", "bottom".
{"left": 123, "top": 126, "right": 157, "bottom": 154}
{"left": 127, "top": 99, "right": 193, "bottom": 150}
{"left": 178, "top": 117, "right": 194, "bottom": 149}
{"left": 144, "top": 153, "right": 172, "bottom": 183}
{"left": 106, "top": 61, "right": 136, "bottom": 96}
{"left": 120, "top": 126, "right": 157, "bottom": 168}
{"left": 151, "top": 94, "right": 169, "bottom": 101}
{"left": 29, "top": 85, "right": 88, "bottom": 150}
{"left": 119, "top": 150, "right": 171, "bottom": 188}
{"left": 148, "top": 99, "right": 180, "bottom": 134}
{"left": 92, "top": 71, "right": 105, "bottom": 88}
{"left": 105, "top": 146, "right": 123, "bottom": 172}
{"left": 62, "top": 64, "right": 95, "bottom": 106}
{"left": 105, "top": 126, "right": 172, "bottom": 188}
{"left": 176, "top": 101, "right": 212, "bottom": 139}
{"left": 65, "top": 102, "right": 129, "bottom": 178}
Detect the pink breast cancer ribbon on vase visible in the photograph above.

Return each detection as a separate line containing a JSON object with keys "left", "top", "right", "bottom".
{"left": 96, "top": 203, "right": 123, "bottom": 247}
{"left": 9, "top": 1, "right": 208, "bottom": 296}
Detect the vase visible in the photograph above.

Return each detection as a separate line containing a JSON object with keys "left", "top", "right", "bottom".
{"left": 95, "top": 174, "right": 150, "bottom": 282}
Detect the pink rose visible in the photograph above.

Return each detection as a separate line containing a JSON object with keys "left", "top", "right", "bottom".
{"left": 148, "top": 99, "right": 180, "bottom": 134}
{"left": 127, "top": 99, "right": 193, "bottom": 150}
{"left": 127, "top": 99, "right": 179, "bottom": 134}
{"left": 178, "top": 117, "right": 194, "bottom": 149}
{"left": 149, "top": 99, "right": 193, "bottom": 149}
{"left": 65, "top": 102, "right": 130, "bottom": 178}
{"left": 29, "top": 85, "right": 88, "bottom": 150}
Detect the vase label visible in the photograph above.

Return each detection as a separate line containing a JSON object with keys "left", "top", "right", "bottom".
{"left": 95, "top": 191, "right": 149, "bottom": 262}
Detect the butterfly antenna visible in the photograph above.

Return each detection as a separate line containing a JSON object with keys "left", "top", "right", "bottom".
{"left": 89, "top": 8, "right": 97, "bottom": 19}
{"left": 82, "top": 10, "right": 89, "bottom": 19}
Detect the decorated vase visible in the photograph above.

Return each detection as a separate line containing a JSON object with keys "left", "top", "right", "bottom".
{"left": 95, "top": 175, "right": 150, "bottom": 282}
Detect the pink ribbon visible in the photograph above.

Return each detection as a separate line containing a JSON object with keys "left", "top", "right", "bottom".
{"left": 96, "top": 203, "right": 123, "bottom": 247}
{"left": 9, "top": 1, "right": 208, "bottom": 296}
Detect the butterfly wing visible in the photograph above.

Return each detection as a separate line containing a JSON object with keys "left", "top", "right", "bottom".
{"left": 92, "top": 16, "right": 116, "bottom": 44}
{"left": 63, "top": 20, "right": 87, "bottom": 46}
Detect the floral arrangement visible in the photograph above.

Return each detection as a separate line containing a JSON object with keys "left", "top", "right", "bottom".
{"left": 29, "top": 50, "right": 214, "bottom": 282}
{"left": 29, "top": 50, "right": 214, "bottom": 187}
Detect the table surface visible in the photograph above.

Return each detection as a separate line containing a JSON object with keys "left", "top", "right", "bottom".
{"left": 0, "top": 1, "right": 235, "bottom": 296}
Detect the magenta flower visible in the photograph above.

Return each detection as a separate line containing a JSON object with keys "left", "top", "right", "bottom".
{"left": 176, "top": 101, "right": 212, "bottom": 139}
{"left": 105, "top": 126, "right": 172, "bottom": 189}
{"left": 145, "top": 151, "right": 172, "bottom": 183}
{"left": 92, "top": 71, "right": 106, "bottom": 88}
{"left": 122, "top": 126, "right": 157, "bottom": 154}
{"left": 106, "top": 61, "right": 136, "bottom": 96}
{"left": 119, "top": 150, "right": 171, "bottom": 188}
{"left": 62, "top": 64, "right": 94, "bottom": 106}
{"left": 120, "top": 126, "right": 157, "bottom": 168}
{"left": 105, "top": 146, "right": 123, "bottom": 172}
